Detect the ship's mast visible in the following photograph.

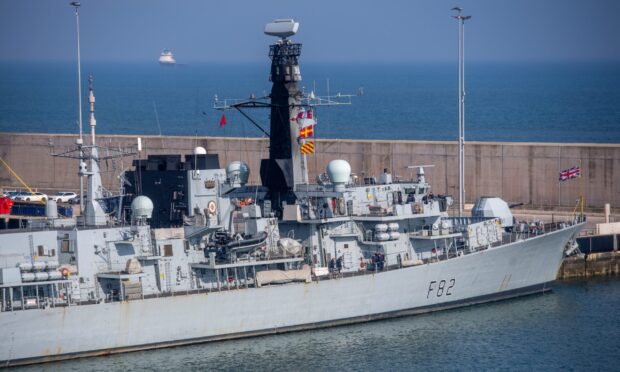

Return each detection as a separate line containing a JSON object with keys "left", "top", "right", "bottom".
{"left": 260, "top": 21, "right": 305, "bottom": 191}
{"left": 212, "top": 19, "right": 354, "bottom": 213}
{"left": 50, "top": 76, "right": 137, "bottom": 226}
{"left": 83, "top": 75, "right": 107, "bottom": 226}
{"left": 89, "top": 75, "right": 96, "bottom": 145}
{"left": 452, "top": 7, "right": 471, "bottom": 217}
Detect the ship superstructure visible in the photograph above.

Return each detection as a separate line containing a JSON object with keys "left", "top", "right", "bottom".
{"left": 0, "top": 19, "right": 585, "bottom": 367}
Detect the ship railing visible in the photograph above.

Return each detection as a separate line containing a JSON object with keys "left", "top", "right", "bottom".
{"left": 488, "top": 219, "right": 582, "bottom": 249}
{"left": 1, "top": 280, "right": 73, "bottom": 312}
{"left": 0, "top": 219, "right": 134, "bottom": 234}
{"left": 316, "top": 249, "right": 411, "bottom": 281}
{"left": 414, "top": 218, "right": 583, "bottom": 263}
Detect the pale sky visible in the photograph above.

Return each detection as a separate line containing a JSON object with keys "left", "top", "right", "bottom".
{"left": 1, "top": 0, "right": 619, "bottom": 63}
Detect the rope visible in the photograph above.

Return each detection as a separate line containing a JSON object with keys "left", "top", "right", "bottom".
{"left": 0, "top": 155, "right": 69, "bottom": 218}
{"left": 0, "top": 156, "right": 45, "bottom": 206}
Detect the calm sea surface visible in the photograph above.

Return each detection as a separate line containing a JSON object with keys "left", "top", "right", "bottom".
{"left": 0, "top": 61, "right": 619, "bottom": 143}
{"left": 11, "top": 278, "right": 620, "bottom": 371}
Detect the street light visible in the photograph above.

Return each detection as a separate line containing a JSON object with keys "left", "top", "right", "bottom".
{"left": 452, "top": 7, "right": 471, "bottom": 217}
{"left": 70, "top": 1, "right": 85, "bottom": 213}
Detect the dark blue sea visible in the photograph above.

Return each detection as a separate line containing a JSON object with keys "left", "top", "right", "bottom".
{"left": 13, "top": 278, "right": 620, "bottom": 371}
{"left": 1, "top": 61, "right": 619, "bottom": 143}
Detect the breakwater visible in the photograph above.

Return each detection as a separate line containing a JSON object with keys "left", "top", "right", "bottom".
{"left": 1, "top": 133, "right": 619, "bottom": 209}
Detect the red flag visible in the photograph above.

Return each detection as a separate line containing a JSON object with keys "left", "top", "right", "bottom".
{"left": 306, "top": 109, "right": 313, "bottom": 119}
{"left": 219, "top": 114, "right": 227, "bottom": 128}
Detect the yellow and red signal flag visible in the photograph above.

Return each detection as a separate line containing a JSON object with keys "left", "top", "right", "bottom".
{"left": 299, "top": 124, "right": 314, "bottom": 139}
{"left": 300, "top": 141, "right": 315, "bottom": 155}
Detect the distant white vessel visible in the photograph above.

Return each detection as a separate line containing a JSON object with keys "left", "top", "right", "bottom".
{"left": 159, "top": 49, "right": 176, "bottom": 65}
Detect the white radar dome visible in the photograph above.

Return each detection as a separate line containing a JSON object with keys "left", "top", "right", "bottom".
{"left": 226, "top": 161, "right": 250, "bottom": 186}
{"left": 326, "top": 160, "right": 351, "bottom": 184}
{"left": 131, "top": 196, "right": 154, "bottom": 219}
{"left": 264, "top": 19, "right": 299, "bottom": 38}
{"left": 193, "top": 146, "right": 207, "bottom": 155}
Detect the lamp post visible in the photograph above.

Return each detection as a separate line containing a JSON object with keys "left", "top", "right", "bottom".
{"left": 452, "top": 7, "right": 471, "bottom": 217}
{"left": 70, "top": 1, "right": 85, "bottom": 213}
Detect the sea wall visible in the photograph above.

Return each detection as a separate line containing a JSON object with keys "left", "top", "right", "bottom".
{"left": 558, "top": 251, "right": 620, "bottom": 279}
{"left": 1, "top": 133, "right": 619, "bottom": 209}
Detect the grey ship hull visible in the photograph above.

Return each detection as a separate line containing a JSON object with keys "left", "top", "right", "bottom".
{"left": 1, "top": 223, "right": 581, "bottom": 366}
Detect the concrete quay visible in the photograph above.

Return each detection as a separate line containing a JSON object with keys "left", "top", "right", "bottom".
{"left": 558, "top": 252, "right": 620, "bottom": 280}
{"left": 1, "top": 133, "right": 619, "bottom": 211}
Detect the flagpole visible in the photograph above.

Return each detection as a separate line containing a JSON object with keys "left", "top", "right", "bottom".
{"left": 579, "top": 159, "right": 584, "bottom": 217}
{"left": 558, "top": 147, "right": 562, "bottom": 207}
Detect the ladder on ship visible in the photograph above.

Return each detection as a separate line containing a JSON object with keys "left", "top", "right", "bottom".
{"left": 164, "top": 261, "right": 172, "bottom": 292}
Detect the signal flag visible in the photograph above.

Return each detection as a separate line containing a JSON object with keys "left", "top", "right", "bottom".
{"left": 300, "top": 141, "right": 315, "bottom": 155}
{"left": 299, "top": 125, "right": 314, "bottom": 139}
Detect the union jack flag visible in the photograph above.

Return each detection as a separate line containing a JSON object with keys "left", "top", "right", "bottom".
{"left": 559, "top": 166, "right": 581, "bottom": 181}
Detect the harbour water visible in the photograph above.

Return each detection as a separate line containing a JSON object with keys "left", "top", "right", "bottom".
{"left": 12, "top": 278, "right": 619, "bottom": 371}
{"left": 1, "top": 61, "right": 619, "bottom": 143}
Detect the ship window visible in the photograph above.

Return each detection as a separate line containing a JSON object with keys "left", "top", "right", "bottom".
{"left": 418, "top": 187, "right": 426, "bottom": 194}
{"left": 344, "top": 244, "right": 349, "bottom": 249}
{"left": 116, "top": 243, "right": 135, "bottom": 256}
{"left": 405, "top": 187, "right": 417, "bottom": 195}
{"left": 163, "top": 244, "right": 173, "bottom": 257}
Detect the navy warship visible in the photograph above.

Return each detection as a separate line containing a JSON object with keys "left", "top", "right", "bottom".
{"left": 0, "top": 19, "right": 585, "bottom": 366}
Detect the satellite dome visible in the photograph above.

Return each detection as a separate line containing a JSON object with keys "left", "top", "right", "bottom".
{"left": 131, "top": 196, "right": 154, "bottom": 219}
{"left": 226, "top": 161, "right": 250, "bottom": 186}
{"left": 193, "top": 146, "right": 207, "bottom": 155}
{"left": 326, "top": 160, "right": 351, "bottom": 184}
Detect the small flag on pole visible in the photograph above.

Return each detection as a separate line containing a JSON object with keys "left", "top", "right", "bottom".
{"left": 219, "top": 114, "right": 227, "bottom": 128}
{"left": 300, "top": 141, "right": 315, "bottom": 155}
{"left": 559, "top": 166, "right": 581, "bottom": 181}
{"left": 299, "top": 124, "right": 314, "bottom": 139}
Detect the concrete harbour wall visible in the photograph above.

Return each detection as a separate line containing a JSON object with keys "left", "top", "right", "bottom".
{"left": 558, "top": 252, "right": 620, "bottom": 279}
{"left": 1, "top": 133, "right": 619, "bottom": 209}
